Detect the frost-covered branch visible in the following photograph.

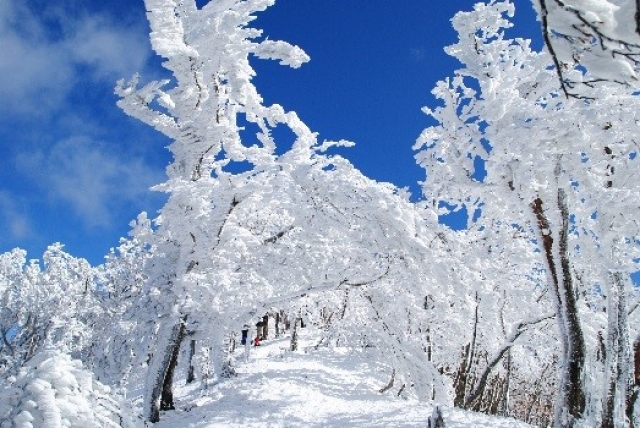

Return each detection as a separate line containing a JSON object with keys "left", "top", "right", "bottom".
{"left": 535, "top": 0, "right": 640, "bottom": 95}
{"left": 463, "top": 314, "right": 555, "bottom": 409}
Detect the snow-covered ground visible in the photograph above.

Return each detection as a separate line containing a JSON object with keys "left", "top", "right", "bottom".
{"left": 152, "top": 329, "right": 534, "bottom": 428}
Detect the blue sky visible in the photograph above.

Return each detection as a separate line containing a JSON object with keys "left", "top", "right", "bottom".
{"left": 0, "top": 0, "right": 542, "bottom": 265}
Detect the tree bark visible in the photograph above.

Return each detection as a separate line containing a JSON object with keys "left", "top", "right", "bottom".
{"left": 145, "top": 316, "right": 187, "bottom": 423}
{"left": 186, "top": 339, "right": 196, "bottom": 384}
{"left": 455, "top": 292, "right": 479, "bottom": 408}
{"left": 161, "top": 320, "right": 186, "bottom": 411}
{"left": 627, "top": 336, "right": 640, "bottom": 427}
{"left": 290, "top": 317, "right": 302, "bottom": 351}
{"left": 601, "top": 271, "right": 630, "bottom": 428}
{"left": 454, "top": 344, "right": 470, "bottom": 408}
{"left": 501, "top": 348, "right": 511, "bottom": 416}
{"left": 530, "top": 189, "right": 586, "bottom": 427}
{"left": 262, "top": 314, "right": 269, "bottom": 340}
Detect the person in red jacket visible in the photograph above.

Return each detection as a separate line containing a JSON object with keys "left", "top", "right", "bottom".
{"left": 253, "top": 336, "right": 261, "bottom": 347}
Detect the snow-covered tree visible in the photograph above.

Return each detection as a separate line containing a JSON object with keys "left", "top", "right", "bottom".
{"left": 416, "top": 1, "right": 640, "bottom": 426}
{"left": 114, "top": 0, "right": 315, "bottom": 420}
{"left": 87, "top": 216, "right": 157, "bottom": 389}
{"left": 115, "top": 0, "right": 459, "bottom": 421}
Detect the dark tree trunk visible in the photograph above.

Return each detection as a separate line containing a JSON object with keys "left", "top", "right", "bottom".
{"left": 229, "top": 333, "right": 236, "bottom": 353}
{"left": 283, "top": 312, "right": 290, "bottom": 330}
{"left": 454, "top": 344, "right": 470, "bottom": 408}
{"left": 290, "top": 317, "right": 302, "bottom": 351}
{"left": 262, "top": 314, "right": 269, "bottom": 340}
{"left": 597, "top": 331, "right": 607, "bottom": 363}
{"left": 530, "top": 189, "right": 586, "bottom": 427}
{"left": 455, "top": 292, "right": 479, "bottom": 408}
{"left": 602, "top": 271, "right": 630, "bottom": 428}
{"left": 626, "top": 336, "right": 640, "bottom": 427}
{"left": 186, "top": 339, "right": 196, "bottom": 384}
{"left": 465, "top": 344, "right": 511, "bottom": 410}
{"left": 501, "top": 349, "right": 511, "bottom": 416}
{"left": 146, "top": 316, "right": 187, "bottom": 423}
{"left": 274, "top": 312, "right": 280, "bottom": 338}
{"left": 160, "top": 320, "right": 186, "bottom": 411}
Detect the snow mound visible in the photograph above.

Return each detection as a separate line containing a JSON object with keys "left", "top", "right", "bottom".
{"left": 0, "top": 350, "right": 136, "bottom": 428}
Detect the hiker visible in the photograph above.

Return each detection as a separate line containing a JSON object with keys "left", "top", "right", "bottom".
{"left": 262, "top": 314, "right": 269, "bottom": 340}
{"left": 256, "top": 320, "right": 264, "bottom": 339}
{"left": 240, "top": 325, "right": 249, "bottom": 345}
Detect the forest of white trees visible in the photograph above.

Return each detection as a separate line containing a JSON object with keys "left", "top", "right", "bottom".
{"left": 1, "top": 1, "right": 640, "bottom": 427}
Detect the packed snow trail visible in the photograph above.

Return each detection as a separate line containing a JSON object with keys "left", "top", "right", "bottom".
{"left": 153, "top": 330, "right": 533, "bottom": 428}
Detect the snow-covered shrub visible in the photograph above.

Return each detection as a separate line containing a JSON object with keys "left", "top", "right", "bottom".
{"left": 0, "top": 350, "right": 138, "bottom": 428}
{"left": 0, "top": 245, "right": 101, "bottom": 378}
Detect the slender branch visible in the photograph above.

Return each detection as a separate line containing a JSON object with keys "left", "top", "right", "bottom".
{"left": 379, "top": 368, "right": 396, "bottom": 393}
{"left": 538, "top": 0, "right": 573, "bottom": 98}
{"left": 463, "top": 314, "right": 555, "bottom": 409}
{"left": 237, "top": 258, "right": 392, "bottom": 325}
{"left": 263, "top": 225, "right": 295, "bottom": 245}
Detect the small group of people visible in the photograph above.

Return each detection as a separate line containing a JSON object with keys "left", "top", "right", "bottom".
{"left": 240, "top": 314, "right": 270, "bottom": 347}
{"left": 239, "top": 310, "right": 297, "bottom": 347}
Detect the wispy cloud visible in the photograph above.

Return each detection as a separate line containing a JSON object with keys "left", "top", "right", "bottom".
{"left": 16, "top": 137, "right": 164, "bottom": 228}
{"left": 0, "top": 1, "right": 164, "bottom": 226}
{"left": 0, "top": 192, "right": 31, "bottom": 242}
{"left": 0, "top": 1, "right": 150, "bottom": 118}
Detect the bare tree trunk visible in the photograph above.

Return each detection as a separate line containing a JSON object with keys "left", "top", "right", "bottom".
{"left": 501, "top": 349, "right": 511, "bottom": 417}
{"left": 290, "top": 317, "right": 302, "bottom": 351}
{"left": 274, "top": 312, "right": 280, "bottom": 338}
{"left": 454, "top": 344, "right": 469, "bottom": 408}
{"left": 601, "top": 271, "right": 630, "bottom": 428}
{"left": 454, "top": 293, "right": 479, "bottom": 408}
{"left": 284, "top": 312, "right": 290, "bottom": 331}
{"left": 161, "top": 320, "right": 186, "bottom": 411}
{"left": 229, "top": 332, "right": 236, "bottom": 353}
{"left": 145, "top": 316, "right": 187, "bottom": 423}
{"left": 465, "top": 340, "right": 515, "bottom": 409}
{"left": 262, "top": 314, "right": 269, "bottom": 340}
{"left": 466, "top": 292, "right": 480, "bottom": 387}
{"left": 186, "top": 339, "right": 196, "bottom": 384}
{"left": 627, "top": 336, "right": 640, "bottom": 427}
{"left": 530, "top": 187, "right": 586, "bottom": 427}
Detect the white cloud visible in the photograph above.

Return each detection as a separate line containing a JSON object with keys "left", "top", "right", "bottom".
{"left": 0, "top": 2, "right": 151, "bottom": 118}
{"left": 15, "top": 137, "right": 164, "bottom": 228}
{"left": 0, "top": 192, "right": 31, "bottom": 242}
{"left": 67, "top": 16, "right": 150, "bottom": 81}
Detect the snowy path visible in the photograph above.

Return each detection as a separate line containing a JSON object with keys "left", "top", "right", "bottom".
{"left": 154, "top": 332, "right": 533, "bottom": 428}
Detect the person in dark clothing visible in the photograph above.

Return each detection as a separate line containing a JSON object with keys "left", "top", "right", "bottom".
{"left": 256, "top": 321, "right": 264, "bottom": 339}
{"left": 241, "top": 326, "right": 249, "bottom": 345}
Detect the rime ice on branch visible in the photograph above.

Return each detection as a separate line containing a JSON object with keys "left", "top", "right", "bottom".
{"left": 534, "top": 0, "right": 640, "bottom": 96}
